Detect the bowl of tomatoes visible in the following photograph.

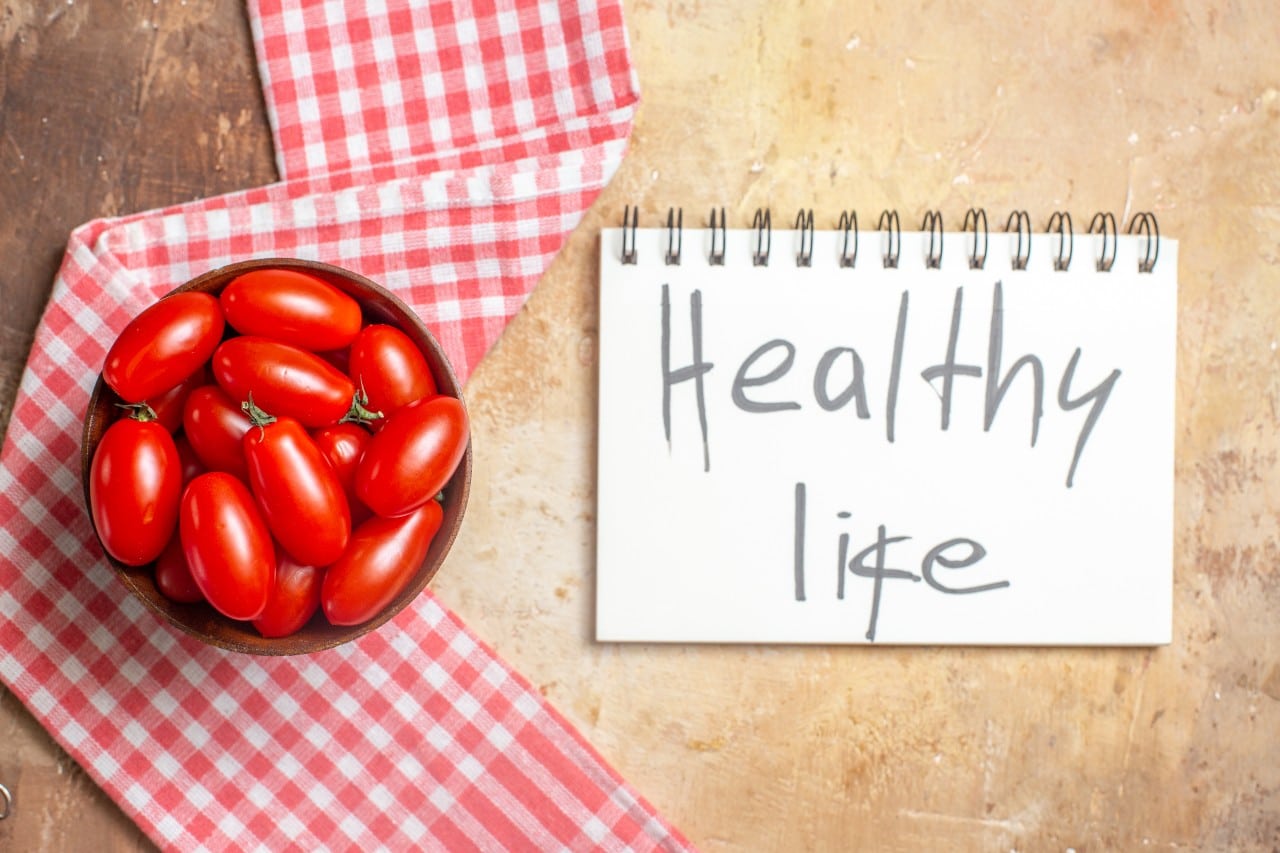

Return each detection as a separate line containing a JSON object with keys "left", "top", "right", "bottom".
{"left": 80, "top": 258, "right": 471, "bottom": 655}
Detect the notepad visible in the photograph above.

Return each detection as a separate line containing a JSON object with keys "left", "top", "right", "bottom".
{"left": 595, "top": 210, "right": 1177, "bottom": 645}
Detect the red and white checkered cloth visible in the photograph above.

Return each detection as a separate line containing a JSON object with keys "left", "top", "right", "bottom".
{"left": 0, "top": 1, "right": 692, "bottom": 850}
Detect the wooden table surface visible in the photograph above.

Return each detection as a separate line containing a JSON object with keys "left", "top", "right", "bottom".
{"left": 3, "top": 1, "right": 1278, "bottom": 850}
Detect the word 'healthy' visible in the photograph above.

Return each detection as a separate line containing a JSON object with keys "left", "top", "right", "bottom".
{"left": 660, "top": 281, "right": 1121, "bottom": 488}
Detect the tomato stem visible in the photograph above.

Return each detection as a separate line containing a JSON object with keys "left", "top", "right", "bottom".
{"left": 115, "top": 402, "right": 159, "bottom": 422}
{"left": 339, "top": 385, "right": 383, "bottom": 426}
{"left": 241, "top": 392, "right": 277, "bottom": 432}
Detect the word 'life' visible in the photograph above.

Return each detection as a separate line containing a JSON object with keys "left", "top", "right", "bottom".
{"left": 792, "top": 483, "right": 1010, "bottom": 641}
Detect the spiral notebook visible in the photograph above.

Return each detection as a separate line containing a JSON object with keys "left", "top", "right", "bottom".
{"left": 595, "top": 209, "right": 1177, "bottom": 645}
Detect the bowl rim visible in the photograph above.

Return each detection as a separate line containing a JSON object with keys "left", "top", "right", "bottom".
{"left": 80, "top": 257, "right": 471, "bottom": 655}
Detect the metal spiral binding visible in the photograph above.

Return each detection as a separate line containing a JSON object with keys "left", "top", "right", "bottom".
{"left": 963, "top": 208, "right": 988, "bottom": 269}
{"left": 1088, "top": 212, "right": 1117, "bottom": 272}
{"left": 664, "top": 207, "right": 683, "bottom": 266}
{"left": 1047, "top": 211, "right": 1073, "bottom": 271}
{"left": 838, "top": 210, "right": 858, "bottom": 268}
{"left": 1006, "top": 210, "right": 1031, "bottom": 270}
{"left": 709, "top": 207, "right": 727, "bottom": 265}
{"left": 1128, "top": 212, "right": 1160, "bottom": 273}
{"left": 795, "top": 208, "right": 815, "bottom": 267}
{"left": 878, "top": 209, "right": 901, "bottom": 268}
{"left": 752, "top": 208, "right": 772, "bottom": 266}
{"left": 921, "top": 210, "right": 944, "bottom": 269}
{"left": 616, "top": 206, "right": 1159, "bottom": 272}
{"left": 620, "top": 205, "right": 638, "bottom": 264}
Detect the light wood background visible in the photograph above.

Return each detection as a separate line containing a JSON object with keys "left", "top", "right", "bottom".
{"left": 2, "top": 0, "right": 1278, "bottom": 849}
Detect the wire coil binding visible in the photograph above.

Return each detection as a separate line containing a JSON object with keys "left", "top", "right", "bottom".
{"left": 794, "top": 209, "right": 815, "bottom": 267}
{"left": 921, "top": 210, "right": 944, "bottom": 269}
{"left": 878, "top": 209, "right": 901, "bottom": 268}
{"left": 1006, "top": 210, "right": 1032, "bottom": 270}
{"left": 964, "top": 208, "right": 988, "bottom": 270}
{"left": 616, "top": 207, "right": 1160, "bottom": 272}
{"left": 1088, "top": 211, "right": 1117, "bottom": 272}
{"left": 708, "top": 207, "right": 726, "bottom": 265}
{"left": 1128, "top": 211, "right": 1160, "bottom": 273}
{"left": 620, "top": 205, "right": 638, "bottom": 265}
{"left": 664, "top": 207, "right": 682, "bottom": 266}
{"left": 752, "top": 208, "right": 772, "bottom": 266}
{"left": 1047, "top": 211, "right": 1074, "bottom": 271}
{"left": 838, "top": 210, "right": 858, "bottom": 268}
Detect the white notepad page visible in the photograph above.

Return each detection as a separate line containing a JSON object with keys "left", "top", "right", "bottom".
{"left": 596, "top": 224, "right": 1177, "bottom": 644}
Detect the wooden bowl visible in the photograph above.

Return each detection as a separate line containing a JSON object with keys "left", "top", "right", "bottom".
{"left": 80, "top": 258, "right": 471, "bottom": 655}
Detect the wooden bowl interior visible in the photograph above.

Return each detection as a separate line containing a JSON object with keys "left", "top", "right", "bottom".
{"left": 80, "top": 258, "right": 471, "bottom": 655}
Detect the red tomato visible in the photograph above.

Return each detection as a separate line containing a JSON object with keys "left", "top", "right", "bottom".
{"left": 312, "top": 422, "right": 373, "bottom": 524}
{"left": 183, "top": 385, "right": 251, "bottom": 479}
{"left": 180, "top": 472, "right": 275, "bottom": 621}
{"left": 348, "top": 324, "right": 437, "bottom": 420}
{"left": 103, "top": 292, "right": 225, "bottom": 403}
{"left": 243, "top": 410, "right": 351, "bottom": 567}
{"left": 172, "top": 434, "right": 206, "bottom": 487}
{"left": 220, "top": 268, "right": 362, "bottom": 351}
{"left": 321, "top": 500, "right": 443, "bottom": 626}
{"left": 147, "top": 365, "right": 210, "bottom": 433}
{"left": 154, "top": 533, "right": 204, "bottom": 603}
{"left": 355, "top": 395, "right": 469, "bottom": 518}
{"left": 89, "top": 414, "right": 181, "bottom": 566}
{"left": 253, "top": 556, "right": 322, "bottom": 638}
{"left": 212, "top": 337, "right": 362, "bottom": 428}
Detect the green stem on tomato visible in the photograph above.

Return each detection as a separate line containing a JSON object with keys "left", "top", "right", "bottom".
{"left": 339, "top": 383, "right": 383, "bottom": 426}
{"left": 241, "top": 392, "right": 276, "bottom": 434}
{"left": 115, "top": 402, "right": 159, "bottom": 422}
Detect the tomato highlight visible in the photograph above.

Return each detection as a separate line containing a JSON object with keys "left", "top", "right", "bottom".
{"left": 183, "top": 385, "right": 252, "bottom": 480}
{"left": 348, "top": 323, "right": 438, "bottom": 421}
{"left": 212, "top": 336, "right": 375, "bottom": 428}
{"left": 241, "top": 398, "right": 352, "bottom": 568}
{"left": 355, "top": 395, "right": 469, "bottom": 518}
{"left": 253, "top": 556, "right": 323, "bottom": 638}
{"left": 89, "top": 413, "right": 182, "bottom": 566}
{"left": 180, "top": 472, "right": 275, "bottom": 621}
{"left": 321, "top": 500, "right": 443, "bottom": 626}
{"left": 103, "top": 292, "right": 224, "bottom": 403}
{"left": 220, "top": 268, "right": 362, "bottom": 351}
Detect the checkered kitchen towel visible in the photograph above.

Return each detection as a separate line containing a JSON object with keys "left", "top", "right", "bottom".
{"left": 0, "top": 1, "right": 692, "bottom": 850}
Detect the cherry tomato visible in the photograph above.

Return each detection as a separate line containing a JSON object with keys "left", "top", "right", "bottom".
{"left": 103, "top": 292, "right": 225, "bottom": 403}
{"left": 146, "top": 365, "right": 210, "bottom": 433}
{"left": 172, "top": 434, "right": 206, "bottom": 487}
{"left": 154, "top": 533, "right": 204, "bottom": 604}
{"left": 321, "top": 500, "right": 443, "bottom": 626}
{"left": 183, "top": 385, "right": 251, "bottom": 479}
{"left": 348, "top": 324, "right": 437, "bottom": 421}
{"left": 212, "top": 337, "right": 365, "bottom": 428}
{"left": 180, "top": 472, "right": 275, "bottom": 621}
{"left": 253, "top": 556, "right": 322, "bottom": 638}
{"left": 89, "top": 414, "right": 181, "bottom": 566}
{"left": 220, "top": 268, "right": 362, "bottom": 351}
{"left": 355, "top": 395, "right": 469, "bottom": 518}
{"left": 242, "top": 409, "right": 351, "bottom": 567}
{"left": 312, "top": 422, "right": 373, "bottom": 524}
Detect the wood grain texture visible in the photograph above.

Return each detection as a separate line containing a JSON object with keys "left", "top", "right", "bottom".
{"left": 0, "top": 0, "right": 274, "bottom": 849}
{"left": 3, "top": 0, "right": 1279, "bottom": 850}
